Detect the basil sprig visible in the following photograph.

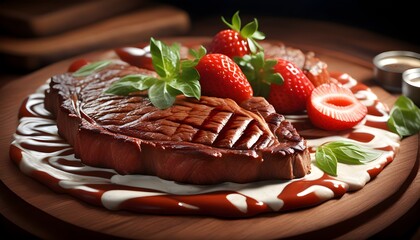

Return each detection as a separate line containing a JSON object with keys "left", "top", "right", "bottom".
{"left": 105, "top": 38, "right": 204, "bottom": 109}
{"left": 387, "top": 96, "right": 420, "bottom": 137}
{"left": 315, "top": 141, "right": 383, "bottom": 176}
{"left": 73, "top": 60, "right": 113, "bottom": 77}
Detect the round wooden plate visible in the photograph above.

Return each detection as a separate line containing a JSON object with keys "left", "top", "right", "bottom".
{"left": 0, "top": 37, "right": 419, "bottom": 239}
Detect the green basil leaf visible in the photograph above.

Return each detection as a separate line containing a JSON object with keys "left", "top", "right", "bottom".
{"left": 104, "top": 38, "right": 201, "bottom": 109}
{"left": 329, "top": 143, "right": 382, "bottom": 164}
{"left": 105, "top": 75, "right": 157, "bottom": 95}
{"left": 173, "top": 67, "right": 201, "bottom": 99}
{"left": 315, "top": 141, "right": 383, "bottom": 176}
{"left": 394, "top": 95, "right": 418, "bottom": 109}
{"left": 148, "top": 81, "right": 176, "bottom": 109}
{"left": 166, "top": 83, "right": 182, "bottom": 97}
{"left": 73, "top": 60, "right": 112, "bottom": 77}
{"left": 315, "top": 146, "right": 337, "bottom": 176}
{"left": 150, "top": 38, "right": 180, "bottom": 79}
{"left": 387, "top": 96, "right": 420, "bottom": 137}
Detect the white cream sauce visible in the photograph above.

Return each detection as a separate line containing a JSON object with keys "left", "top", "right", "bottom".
{"left": 9, "top": 75, "right": 401, "bottom": 217}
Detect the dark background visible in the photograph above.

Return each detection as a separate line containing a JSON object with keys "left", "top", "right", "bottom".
{"left": 159, "top": 0, "right": 419, "bottom": 46}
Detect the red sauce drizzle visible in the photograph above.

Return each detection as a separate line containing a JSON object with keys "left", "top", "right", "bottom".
{"left": 9, "top": 56, "right": 401, "bottom": 218}
{"left": 365, "top": 121, "right": 390, "bottom": 131}
{"left": 367, "top": 156, "right": 393, "bottom": 178}
{"left": 279, "top": 174, "right": 347, "bottom": 211}
{"left": 367, "top": 100, "right": 387, "bottom": 116}
{"left": 347, "top": 132, "right": 375, "bottom": 143}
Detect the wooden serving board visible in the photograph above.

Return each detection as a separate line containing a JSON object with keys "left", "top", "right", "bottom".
{"left": 0, "top": 37, "right": 419, "bottom": 239}
{"left": 0, "top": 5, "right": 190, "bottom": 71}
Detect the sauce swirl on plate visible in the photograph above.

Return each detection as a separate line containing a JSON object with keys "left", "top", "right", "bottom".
{"left": 9, "top": 73, "right": 400, "bottom": 218}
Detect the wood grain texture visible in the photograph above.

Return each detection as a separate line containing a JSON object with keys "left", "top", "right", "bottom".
{"left": 0, "top": 0, "right": 148, "bottom": 37}
{"left": 0, "top": 5, "right": 190, "bottom": 71}
{"left": 1, "top": 19, "right": 419, "bottom": 239}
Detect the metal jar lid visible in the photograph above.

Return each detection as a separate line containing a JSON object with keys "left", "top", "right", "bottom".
{"left": 373, "top": 51, "right": 420, "bottom": 92}
{"left": 402, "top": 68, "right": 420, "bottom": 106}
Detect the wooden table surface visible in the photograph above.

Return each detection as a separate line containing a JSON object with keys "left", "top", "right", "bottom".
{"left": 0, "top": 16, "right": 419, "bottom": 239}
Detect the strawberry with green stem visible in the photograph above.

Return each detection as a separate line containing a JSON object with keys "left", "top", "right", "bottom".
{"left": 195, "top": 53, "right": 253, "bottom": 103}
{"left": 208, "top": 11, "right": 265, "bottom": 59}
{"left": 236, "top": 53, "right": 315, "bottom": 114}
{"left": 106, "top": 37, "right": 253, "bottom": 108}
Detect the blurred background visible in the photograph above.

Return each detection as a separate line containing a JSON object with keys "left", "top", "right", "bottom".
{"left": 0, "top": 0, "right": 418, "bottom": 74}
{"left": 164, "top": 0, "right": 418, "bottom": 45}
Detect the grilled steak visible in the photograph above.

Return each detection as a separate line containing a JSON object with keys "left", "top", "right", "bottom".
{"left": 44, "top": 62, "right": 311, "bottom": 184}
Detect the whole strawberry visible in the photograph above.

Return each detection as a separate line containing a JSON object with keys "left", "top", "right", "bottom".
{"left": 268, "top": 59, "right": 315, "bottom": 113}
{"left": 195, "top": 53, "right": 253, "bottom": 103}
{"left": 236, "top": 53, "right": 314, "bottom": 114}
{"left": 208, "top": 11, "right": 265, "bottom": 59}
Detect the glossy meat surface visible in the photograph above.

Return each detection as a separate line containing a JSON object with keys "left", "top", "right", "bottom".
{"left": 44, "top": 62, "right": 311, "bottom": 184}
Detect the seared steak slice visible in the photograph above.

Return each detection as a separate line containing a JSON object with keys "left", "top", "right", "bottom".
{"left": 44, "top": 62, "right": 311, "bottom": 184}
{"left": 262, "top": 42, "right": 330, "bottom": 82}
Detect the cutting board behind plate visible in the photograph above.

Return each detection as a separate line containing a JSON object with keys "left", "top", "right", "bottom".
{"left": 0, "top": 0, "right": 148, "bottom": 37}
{"left": 0, "top": 3, "right": 190, "bottom": 71}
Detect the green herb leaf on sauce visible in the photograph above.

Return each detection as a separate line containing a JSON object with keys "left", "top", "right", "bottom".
{"left": 73, "top": 60, "right": 113, "bottom": 77}
{"left": 105, "top": 38, "right": 202, "bottom": 109}
{"left": 315, "top": 141, "right": 383, "bottom": 176}
{"left": 387, "top": 95, "right": 420, "bottom": 137}
{"left": 315, "top": 146, "right": 338, "bottom": 176}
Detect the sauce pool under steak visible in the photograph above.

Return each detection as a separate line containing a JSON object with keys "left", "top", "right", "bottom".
{"left": 9, "top": 73, "right": 400, "bottom": 218}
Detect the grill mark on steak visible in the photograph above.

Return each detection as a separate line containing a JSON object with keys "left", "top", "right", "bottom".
{"left": 233, "top": 120, "right": 261, "bottom": 149}
{"left": 44, "top": 61, "right": 311, "bottom": 184}
{"left": 191, "top": 106, "right": 222, "bottom": 144}
{"left": 92, "top": 93, "right": 276, "bottom": 149}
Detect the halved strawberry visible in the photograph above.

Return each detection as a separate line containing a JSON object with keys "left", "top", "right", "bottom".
{"left": 207, "top": 11, "right": 265, "bottom": 59}
{"left": 195, "top": 53, "right": 253, "bottom": 103}
{"left": 306, "top": 83, "right": 367, "bottom": 131}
